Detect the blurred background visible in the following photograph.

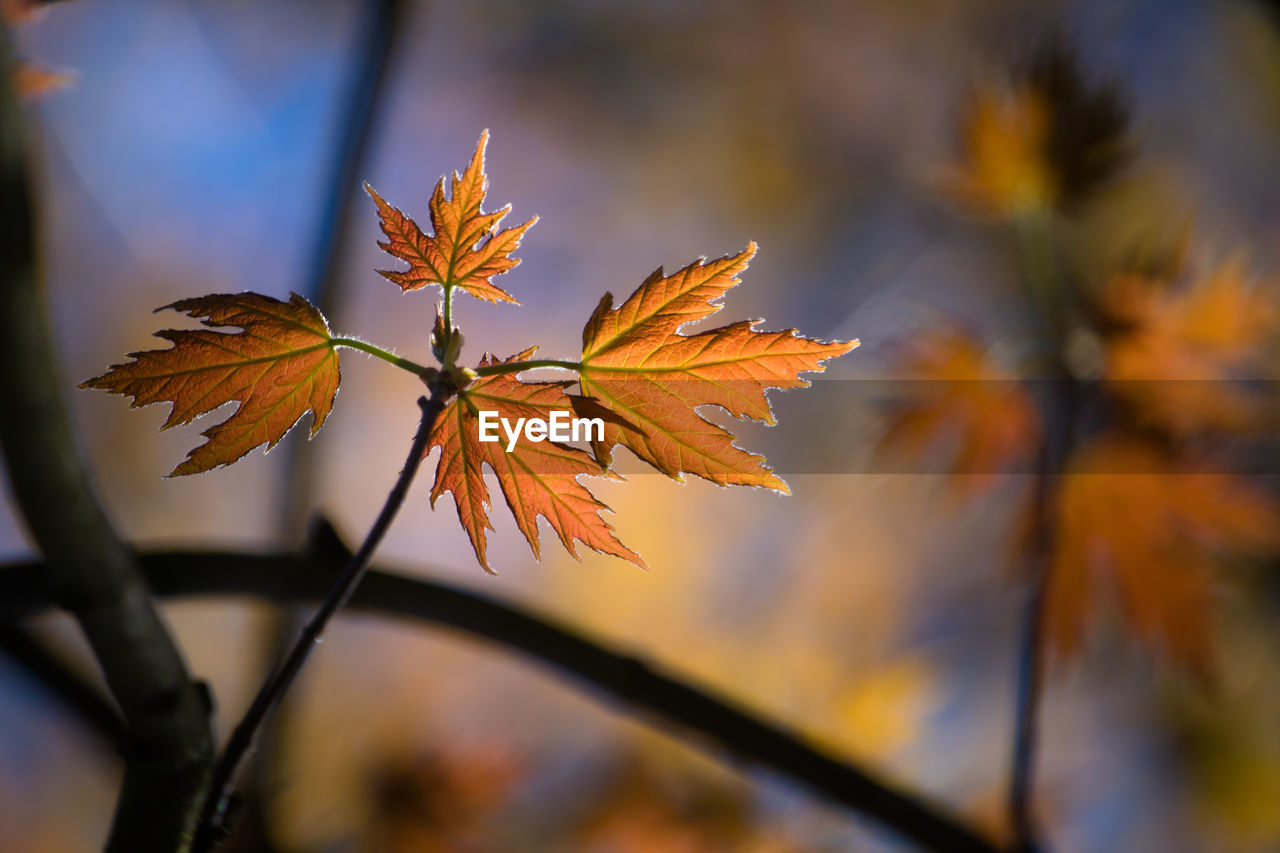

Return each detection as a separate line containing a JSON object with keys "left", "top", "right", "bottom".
{"left": 5, "top": 0, "right": 1280, "bottom": 850}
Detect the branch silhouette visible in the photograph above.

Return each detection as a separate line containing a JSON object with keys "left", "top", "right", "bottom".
{"left": 0, "top": 26, "right": 214, "bottom": 853}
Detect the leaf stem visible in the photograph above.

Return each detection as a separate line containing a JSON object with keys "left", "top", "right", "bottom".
{"left": 191, "top": 393, "right": 445, "bottom": 850}
{"left": 473, "top": 358, "right": 583, "bottom": 376}
{"left": 331, "top": 336, "right": 432, "bottom": 376}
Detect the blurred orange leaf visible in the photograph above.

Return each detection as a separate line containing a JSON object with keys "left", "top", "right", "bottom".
{"left": 1047, "top": 436, "right": 1280, "bottom": 673}
{"left": 1101, "top": 259, "right": 1278, "bottom": 434}
{"left": 11, "top": 60, "right": 73, "bottom": 99}
{"left": 879, "top": 328, "right": 1040, "bottom": 493}
{"left": 81, "top": 293, "right": 340, "bottom": 476}
{"left": 936, "top": 85, "right": 1055, "bottom": 219}
{"left": 0, "top": 0, "right": 39, "bottom": 25}
{"left": 5, "top": 0, "right": 76, "bottom": 101}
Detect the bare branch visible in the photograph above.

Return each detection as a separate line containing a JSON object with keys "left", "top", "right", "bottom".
{"left": 0, "top": 28, "right": 214, "bottom": 853}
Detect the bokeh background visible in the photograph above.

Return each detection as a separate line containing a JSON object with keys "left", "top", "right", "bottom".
{"left": 5, "top": 0, "right": 1280, "bottom": 850}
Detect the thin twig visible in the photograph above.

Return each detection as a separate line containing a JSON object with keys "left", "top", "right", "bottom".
{"left": 192, "top": 392, "right": 445, "bottom": 850}
{"left": 0, "top": 27, "right": 214, "bottom": 853}
{"left": 0, "top": 535, "right": 1000, "bottom": 853}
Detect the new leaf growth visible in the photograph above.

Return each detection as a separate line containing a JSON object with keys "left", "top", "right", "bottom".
{"left": 84, "top": 132, "right": 857, "bottom": 571}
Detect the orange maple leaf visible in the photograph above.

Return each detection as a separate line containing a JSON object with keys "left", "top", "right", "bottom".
{"left": 1046, "top": 436, "right": 1280, "bottom": 674}
{"left": 429, "top": 351, "right": 642, "bottom": 572}
{"left": 365, "top": 130, "right": 537, "bottom": 304}
{"left": 1101, "top": 260, "right": 1278, "bottom": 434}
{"left": 878, "top": 328, "right": 1040, "bottom": 493}
{"left": 936, "top": 85, "right": 1057, "bottom": 219}
{"left": 81, "top": 293, "right": 341, "bottom": 476}
{"left": 85, "top": 133, "right": 856, "bottom": 574}
{"left": 575, "top": 244, "right": 857, "bottom": 491}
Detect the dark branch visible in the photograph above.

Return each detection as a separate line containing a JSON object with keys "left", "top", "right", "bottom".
{"left": 0, "top": 28, "right": 214, "bottom": 853}
{"left": 193, "top": 394, "right": 445, "bottom": 850}
{"left": 1007, "top": 214, "right": 1076, "bottom": 853}
{"left": 1008, "top": 397, "right": 1068, "bottom": 853}
{"left": 1, "top": 537, "right": 998, "bottom": 853}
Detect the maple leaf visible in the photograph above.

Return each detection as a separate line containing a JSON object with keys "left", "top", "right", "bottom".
{"left": 1045, "top": 436, "right": 1280, "bottom": 674}
{"left": 936, "top": 37, "right": 1127, "bottom": 219}
{"left": 937, "top": 85, "right": 1056, "bottom": 219}
{"left": 877, "top": 328, "right": 1040, "bottom": 494}
{"left": 81, "top": 293, "right": 341, "bottom": 476}
{"left": 429, "top": 350, "right": 642, "bottom": 572}
{"left": 365, "top": 130, "right": 536, "bottom": 304}
{"left": 1100, "top": 259, "right": 1278, "bottom": 435}
{"left": 575, "top": 244, "right": 857, "bottom": 491}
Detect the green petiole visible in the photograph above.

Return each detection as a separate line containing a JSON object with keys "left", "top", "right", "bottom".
{"left": 473, "top": 358, "right": 582, "bottom": 377}
{"left": 331, "top": 337, "right": 432, "bottom": 376}
{"left": 332, "top": 337, "right": 582, "bottom": 380}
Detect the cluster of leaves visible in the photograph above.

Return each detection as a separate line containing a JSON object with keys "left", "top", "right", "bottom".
{"left": 883, "top": 40, "right": 1280, "bottom": 675}
{"left": 84, "top": 131, "right": 856, "bottom": 571}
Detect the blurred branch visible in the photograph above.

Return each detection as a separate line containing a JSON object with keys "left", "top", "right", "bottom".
{"left": 1, "top": 533, "right": 999, "bottom": 853}
{"left": 194, "top": 393, "right": 444, "bottom": 851}
{"left": 246, "top": 5, "right": 412, "bottom": 850}
{"left": 0, "top": 28, "right": 214, "bottom": 853}
{"left": 281, "top": 0, "right": 409, "bottom": 542}
{"left": 0, "top": 624, "right": 126, "bottom": 746}
{"left": 1008, "top": 408, "right": 1065, "bottom": 853}
{"left": 1007, "top": 213, "right": 1075, "bottom": 853}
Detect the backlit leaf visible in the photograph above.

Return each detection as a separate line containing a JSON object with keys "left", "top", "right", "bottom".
{"left": 81, "top": 293, "right": 340, "bottom": 476}
{"left": 577, "top": 244, "right": 857, "bottom": 491}
{"left": 366, "top": 130, "right": 536, "bottom": 304}
{"left": 428, "top": 351, "right": 642, "bottom": 572}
